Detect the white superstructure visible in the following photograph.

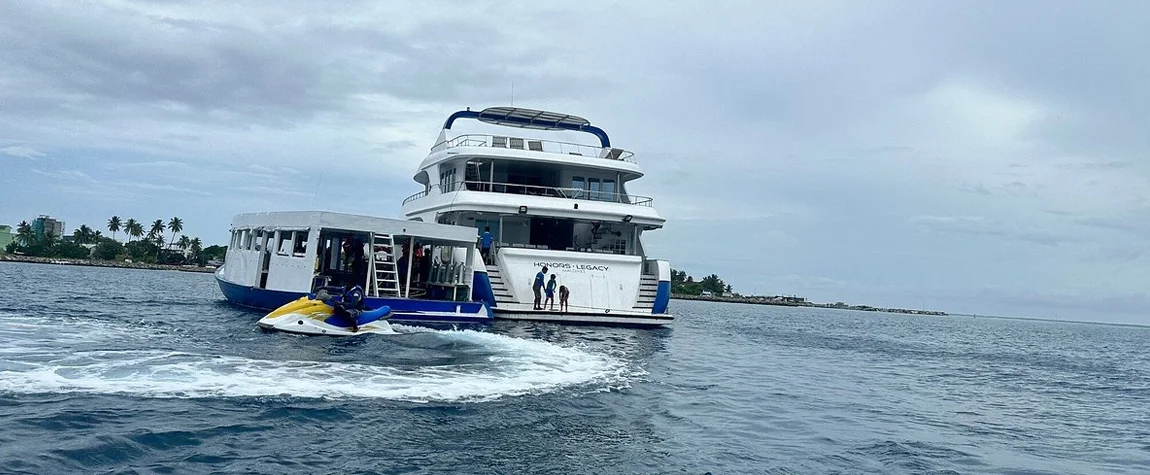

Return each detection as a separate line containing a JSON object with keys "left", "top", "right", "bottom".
{"left": 401, "top": 107, "right": 673, "bottom": 326}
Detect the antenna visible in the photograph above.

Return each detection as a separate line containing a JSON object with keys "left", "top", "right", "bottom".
{"left": 310, "top": 170, "right": 325, "bottom": 209}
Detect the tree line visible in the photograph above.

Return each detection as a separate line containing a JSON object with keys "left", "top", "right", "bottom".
{"left": 4, "top": 216, "right": 225, "bottom": 266}
{"left": 670, "top": 269, "right": 732, "bottom": 296}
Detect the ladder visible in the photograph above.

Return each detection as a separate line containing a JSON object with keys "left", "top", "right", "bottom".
{"left": 366, "top": 233, "right": 401, "bottom": 297}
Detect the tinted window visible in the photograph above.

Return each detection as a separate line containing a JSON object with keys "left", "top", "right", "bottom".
{"left": 602, "top": 179, "right": 616, "bottom": 201}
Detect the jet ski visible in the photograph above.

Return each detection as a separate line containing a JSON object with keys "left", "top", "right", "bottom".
{"left": 258, "top": 285, "right": 394, "bottom": 336}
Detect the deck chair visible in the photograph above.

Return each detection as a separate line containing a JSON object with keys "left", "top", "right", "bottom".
{"left": 509, "top": 137, "right": 524, "bottom": 149}
{"left": 603, "top": 148, "right": 623, "bottom": 160}
{"left": 527, "top": 140, "right": 543, "bottom": 152}
{"left": 491, "top": 136, "right": 507, "bottom": 148}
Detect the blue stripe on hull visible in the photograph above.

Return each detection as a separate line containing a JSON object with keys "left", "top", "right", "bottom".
{"left": 472, "top": 271, "right": 498, "bottom": 308}
{"left": 652, "top": 280, "right": 671, "bottom": 314}
{"left": 216, "top": 275, "right": 301, "bottom": 310}
{"left": 217, "top": 276, "right": 492, "bottom": 324}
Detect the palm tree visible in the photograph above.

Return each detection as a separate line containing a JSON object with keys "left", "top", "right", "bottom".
{"left": 177, "top": 235, "right": 192, "bottom": 264}
{"left": 107, "top": 216, "right": 122, "bottom": 241}
{"left": 148, "top": 219, "right": 165, "bottom": 241}
{"left": 167, "top": 217, "right": 183, "bottom": 250}
{"left": 153, "top": 234, "right": 166, "bottom": 262}
{"left": 72, "top": 225, "right": 96, "bottom": 245}
{"left": 124, "top": 219, "right": 141, "bottom": 242}
{"left": 190, "top": 237, "right": 203, "bottom": 265}
{"left": 40, "top": 229, "right": 59, "bottom": 249}
{"left": 15, "top": 221, "right": 34, "bottom": 246}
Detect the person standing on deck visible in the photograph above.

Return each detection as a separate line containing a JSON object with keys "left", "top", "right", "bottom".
{"left": 397, "top": 245, "right": 409, "bottom": 294}
{"left": 545, "top": 274, "right": 558, "bottom": 311}
{"left": 532, "top": 266, "right": 548, "bottom": 310}
{"left": 480, "top": 227, "right": 493, "bottom": 265}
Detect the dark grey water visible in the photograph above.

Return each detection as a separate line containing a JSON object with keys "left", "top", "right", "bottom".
{"left": 1, "top": 262, "right": 1148, "bottom": 474}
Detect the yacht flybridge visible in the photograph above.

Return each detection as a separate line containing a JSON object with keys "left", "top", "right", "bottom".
{"left": 401, "top": 107, "right": 673, "bottom": 326}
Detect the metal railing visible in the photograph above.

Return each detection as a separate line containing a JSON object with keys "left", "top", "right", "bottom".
{"left": 403, "top": 180, "right": 654, "bottom": 207}
{"left": 403, "top": 189, "right": 430, "bottom": 205}
{"left": 430, "top": 134, "right": 636, "bottom": 163}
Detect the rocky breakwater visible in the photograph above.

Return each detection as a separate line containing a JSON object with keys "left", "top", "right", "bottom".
{"left": 0, "top": 254, "right": 216, "bottom": 274}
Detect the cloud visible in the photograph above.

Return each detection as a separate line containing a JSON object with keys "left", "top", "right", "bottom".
{"left": 910, "top": 215, "right": 1072, "bottom": 247}
{"left": 1, "top": 146, "right": 46, "bottom": 159}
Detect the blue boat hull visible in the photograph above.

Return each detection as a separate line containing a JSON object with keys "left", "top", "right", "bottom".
{"left": 216, "top": 274, "right": 493, "bottom": 324}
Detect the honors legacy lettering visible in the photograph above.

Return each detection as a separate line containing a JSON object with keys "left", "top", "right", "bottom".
{"left": 533, "top": 261, "right": 610, "bottom": 272}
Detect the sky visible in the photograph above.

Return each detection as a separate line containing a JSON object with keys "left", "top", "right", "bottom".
{"left": 1, "top": 1, "right": 1148, "bottom": 323}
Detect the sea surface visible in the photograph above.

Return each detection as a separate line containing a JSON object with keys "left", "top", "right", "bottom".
{"left": 1, "top": 262, "right": 1148, "bottom": 474}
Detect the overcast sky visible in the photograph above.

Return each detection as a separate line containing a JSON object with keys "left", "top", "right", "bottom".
{"left": 1, "top": 1, "right": 1148, "bottom": 323}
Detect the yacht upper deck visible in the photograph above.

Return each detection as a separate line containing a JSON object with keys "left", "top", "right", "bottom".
{"left": 432, "top": 134, "right": 635, "bottom": 163}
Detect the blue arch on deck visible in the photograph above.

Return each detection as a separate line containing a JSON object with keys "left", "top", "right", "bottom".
{"left": 443, "top": 110, "right": 612, "bottom": 148}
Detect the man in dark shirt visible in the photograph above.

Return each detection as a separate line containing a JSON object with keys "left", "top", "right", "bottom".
{"left": 532, "top": 266, "right": 548, "bottom": 310}
{"left": 480, "top": 227, "right": 493, "bottom": 264}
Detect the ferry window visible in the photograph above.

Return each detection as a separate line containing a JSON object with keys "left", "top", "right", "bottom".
{"left": 276, "top": 232, "right": 291, "bottom": 256}
{"left": 293, "top": 231, "right": 308, "bottom": 256}
{"left": 588, "top": 178, "right": 601, "bottom": 201}
{"left": 602, "top": 179, "right": 616, "bottom": 201}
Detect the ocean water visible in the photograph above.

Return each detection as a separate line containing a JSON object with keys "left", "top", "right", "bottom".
{"left": 1, "top": 262, "right": 1148, "bottom": 474}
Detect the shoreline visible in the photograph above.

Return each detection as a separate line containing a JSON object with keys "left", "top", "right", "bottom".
{"left": 672, "top": 293, "right": 947, "bottom": 316}
{"left": 0, "top": 254, "right": 216, "bottom": 274}
{"left": 1, "top": 255, "right": 944, "bottom": 314}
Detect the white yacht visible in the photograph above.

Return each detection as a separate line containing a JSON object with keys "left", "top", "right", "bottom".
{"left": 401, "top": 107, "right": 673, "bottom": 326}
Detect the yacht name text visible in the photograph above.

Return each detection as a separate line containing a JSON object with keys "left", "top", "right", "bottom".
{"left": 533, "top": 261, "right": 610, "bottom": 272}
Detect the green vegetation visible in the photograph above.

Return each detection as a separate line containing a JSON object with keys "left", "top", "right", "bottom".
{"left": 201, "top": 244, "right": 226, "bottom": 263}
{"left": 3, "top": 215, "right": 221, "bottom": 267}
{"left": 670, "top": 269, "right": 732, "bottom": 296}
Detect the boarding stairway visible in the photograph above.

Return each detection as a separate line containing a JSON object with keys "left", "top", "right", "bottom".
{"left": 485, "top": 265, "right": 517, "bottom": 306}
{"left": 634, "top": 274, "right": 658, "bottom": 310}
{"left": 367, "top": 233, "right": 401, "bottom": 297}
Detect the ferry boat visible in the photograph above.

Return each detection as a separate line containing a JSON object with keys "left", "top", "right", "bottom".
{"left": 401, "top": 107, "right": 673, "bottom": 326}
{"left": 215, "top": 211, "right": 492, "bottom": 324}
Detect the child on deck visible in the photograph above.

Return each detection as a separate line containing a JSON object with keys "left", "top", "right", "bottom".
{"left": 558, "top": 285, "right": 569, "bottom": 312}
{"left": 545, "top": 274, "right": 558, "bottom": 311}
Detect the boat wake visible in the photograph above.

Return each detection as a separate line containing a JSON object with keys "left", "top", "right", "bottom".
{"left": 0, "top": 312, "right": 632, "bottom": 402}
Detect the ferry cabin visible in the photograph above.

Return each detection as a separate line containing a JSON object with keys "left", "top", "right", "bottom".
{"left": 215, "top": 211, "right": 492, "bottom": 323}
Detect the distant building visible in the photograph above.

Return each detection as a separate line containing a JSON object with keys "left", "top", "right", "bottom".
{"left": 32, "top": 215, "right": 64, "bottom": 239}
{"left": 0, "top": 224, "right": 13, "bottom": 249}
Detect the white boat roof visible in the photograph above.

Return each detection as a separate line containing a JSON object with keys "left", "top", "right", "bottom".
{"left": 476, "top": 107, "right": 590, "bottom": 130}
{"left": 230, "top": 211, "right": 478, "bottom": 244}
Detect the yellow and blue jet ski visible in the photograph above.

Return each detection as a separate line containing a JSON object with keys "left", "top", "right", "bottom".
{"left": 258, "top": 286, "right": 394, "bottom": 336}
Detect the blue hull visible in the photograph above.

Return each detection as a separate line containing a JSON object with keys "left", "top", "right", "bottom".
{"left": 216, "top": 275, "right": 493, "bottom": 324}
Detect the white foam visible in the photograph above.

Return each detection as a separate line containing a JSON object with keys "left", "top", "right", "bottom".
{"left": 0, "top": 312, "right": 169, "bottom": 355}
{"left": 0, "top": 327, "right": 633, "bottom": 402}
